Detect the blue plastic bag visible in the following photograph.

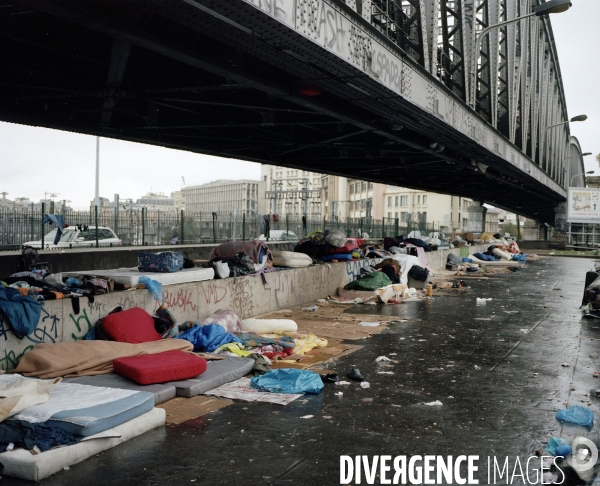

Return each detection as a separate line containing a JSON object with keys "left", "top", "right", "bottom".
{"left": 511, "top": 254, "right": 526, "bottom": 263}
{"left": 555, "top": 405, "right": 594, "bottom": 427}
{"left": 546, "top": 437, "right": 568, "bottom": 455}
{"left": 139, "top": 276, "right": 164, "bottom": 302}
{"left": 250, "top": 369, "right": 324, "bottom": 394}
{"left": 555, "top": 443, "right": 573, "bottom": 457}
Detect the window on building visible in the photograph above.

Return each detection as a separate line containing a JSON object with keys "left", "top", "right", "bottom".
{"left": 276, "top": 171, "right": 282, "bottom": 178}
{"left": 368, "top": 182, "right": 373, "bottom": 189}
{"left": 388, "top": 212, "right": 392, "bottom": 218}
{"left": 400, "top": 196, "right": 408, "bottom": 206}
{"left": 387, "top": 196, "right": 392, "bottom": 207}
{"left": 355, "top": 183, "right": 360, "bottom": 193}
{"left": 394, "top": 212, "right": 398, "bottom": 218}
{"left": 401, "top": 212, "right": 408, "bottom": 222}
{"left": 361, "top": 181, "right": 367, "bottom": 191}
{"left": 423, "top": 195, "right": 428, "bottom": 204}
{"left": 417, "top": 195, "right": 421, "bottom": 204}
{"left": 395, "top": 196, "right": 399, "bottom": 207}
{"left": 350, "top": 185, "right": 354, "bottom": 194}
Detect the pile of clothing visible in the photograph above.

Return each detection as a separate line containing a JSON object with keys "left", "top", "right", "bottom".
{"left": 294, "top": 230, "right": 364, "bottom": 262}
{"left": 209, "top": 240, "right": 273, "bottom": 278}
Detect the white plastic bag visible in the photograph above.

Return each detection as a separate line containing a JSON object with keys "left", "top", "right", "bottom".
{"left": 213, "top": 261, "right": 230, "bottom": 279}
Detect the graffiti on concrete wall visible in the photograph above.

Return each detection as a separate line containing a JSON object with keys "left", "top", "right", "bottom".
{"left": 0, "top": 345, "right": 34, "bottom": 371}
{"left": 26, "top": 307, "right": 60, "bottom": 345}
{"left": 228, "top": 278, "right": 254, "bottom": 318}
{"left": 69, "top": 308, "right": 93, "bottom": 340}
{"left": 162, "top": 289, "right": 197, "bottom": 313}
{"left": 201, "top": 283, "right": 228, "bottom": 305}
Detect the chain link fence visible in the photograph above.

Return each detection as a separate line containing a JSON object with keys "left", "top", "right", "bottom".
{"left": 0, "top": 206, "right": 453, "bottom": 250}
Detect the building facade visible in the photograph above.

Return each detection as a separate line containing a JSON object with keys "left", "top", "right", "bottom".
{"left": 260, "top": 165, "right": 322, "bottom": 217}
{"left": 184, "top": 179, "right": 265, "bottom": 216}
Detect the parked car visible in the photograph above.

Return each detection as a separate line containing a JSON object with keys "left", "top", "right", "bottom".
{"left": 22, "top": 226, "right": 122, "bottom": 249}
{"left": 258, "top": 230, "right": 299, "bottom": 241}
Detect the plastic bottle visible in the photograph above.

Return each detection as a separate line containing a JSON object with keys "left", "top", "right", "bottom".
{"left": 426, "top": 284, "right": 433, "bottom": 297}
{"left": 302, "top": 306, "right": 318, "bottom": 312}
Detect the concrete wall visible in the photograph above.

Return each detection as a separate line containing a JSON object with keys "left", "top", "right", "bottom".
{"left": 0, "top": 241, "right": 296, "bottom": 277}
{"left": 0, "top": 244, "right": 488, "bottom": 371}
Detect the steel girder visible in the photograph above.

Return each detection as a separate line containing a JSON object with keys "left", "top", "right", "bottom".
{"left": 360, "top": 0, "right": 572, "bottom": 188}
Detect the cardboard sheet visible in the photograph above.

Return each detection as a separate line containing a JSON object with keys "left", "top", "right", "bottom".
{"left": 203, "top": 378, "right": 302, "bottom": 405}
{"left": 157, "top": 396, "right": 233, "bottom": 424}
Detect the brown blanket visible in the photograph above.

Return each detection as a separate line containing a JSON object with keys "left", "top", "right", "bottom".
{"left": 210, "top": 240, "right": 272, "bottom": 265}
{"left": 13, "top": 339, "right": 194, "bottom": 378}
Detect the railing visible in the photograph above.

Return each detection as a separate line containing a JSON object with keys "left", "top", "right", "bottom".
{"left": 0, "top": 207, "right": 455, "bottom": 250}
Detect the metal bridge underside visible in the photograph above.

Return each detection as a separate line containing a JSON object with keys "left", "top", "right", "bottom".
{"left": 0, "top": 0, "right": 563, "bottom": 223}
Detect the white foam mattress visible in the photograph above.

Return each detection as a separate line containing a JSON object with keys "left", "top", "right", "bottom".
{"left": 59, "top": 266, "right": 215, "bottom": 286}
{"left": 0, "top": 408, "right": 165, "bottom": 481}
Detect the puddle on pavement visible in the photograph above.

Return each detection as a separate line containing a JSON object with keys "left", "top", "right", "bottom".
{"left": 343, "top": 301, "right": 425, "bottom": 318}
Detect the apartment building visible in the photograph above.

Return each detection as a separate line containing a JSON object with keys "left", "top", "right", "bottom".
{"left": 184, "top": 179, "right": 265, "bottom": 216}
{"left": 383, "top": 187, "right": 472, "bottom": 231}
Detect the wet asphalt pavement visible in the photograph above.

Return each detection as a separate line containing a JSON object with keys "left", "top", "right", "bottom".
{"left": 2, "top": 256, "right": 600, "bottom": 485}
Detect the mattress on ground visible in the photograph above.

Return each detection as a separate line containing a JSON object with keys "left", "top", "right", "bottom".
{"left": 58, "top": 266, "right": 215, "bottom": 286}
{"left": 45, "top": 391, "right": 155, "bottom": 437}
{"left": 470, "top": 256, "right": 520, "bottom": 266}
{"left": 169, "top": 355, "right": 255, "bottom": 397}
{"left": 0, "top": 408, "right": 165, "bottom": 482}
{"left": 66, "top": 374, "right": 176, "bottom": 405}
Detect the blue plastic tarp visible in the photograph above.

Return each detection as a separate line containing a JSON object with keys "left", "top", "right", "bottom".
{"left": 175, "top": 323, "right": 241, "bottom": 352}
{"left": 250, "top": 369, "right": 324, "bottom": 394}
{"left": 555, "top": 405, "right": 594, "bottom": 427}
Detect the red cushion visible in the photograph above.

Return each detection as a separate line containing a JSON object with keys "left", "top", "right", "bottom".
{"left": 113, "top": 350, "right": 207, "bottom": 385}
{"left": 101, "top": 307, "right": 161, "bottom": 344}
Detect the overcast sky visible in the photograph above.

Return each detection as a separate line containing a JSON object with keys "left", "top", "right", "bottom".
{"left": 0, "top": 0, "right": 597, "bottom": 209}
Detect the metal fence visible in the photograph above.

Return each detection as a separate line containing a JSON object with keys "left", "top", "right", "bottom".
{"left": 0, "top": 206, "right": 453, "bottom": 250}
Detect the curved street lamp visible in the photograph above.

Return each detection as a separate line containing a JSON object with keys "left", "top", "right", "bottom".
{"left": 469, "top": 0, "right": 572, "bottom": 109}
{"left": 570, "top": 170, "right": 594, "bottom": 187}
{"left": 564, "top": 152, "right": 592, "bottom": 186}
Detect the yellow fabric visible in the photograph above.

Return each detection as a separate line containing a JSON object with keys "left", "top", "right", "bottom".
{"left": 262, "top": 332, "right": 328, "bottom": 355}
{"left": 215, "top": 342, "right": 253, "bottom": 357}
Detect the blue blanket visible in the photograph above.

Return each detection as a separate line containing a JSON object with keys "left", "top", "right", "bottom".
{"left": 0, "top": 286, "right": 42, "bottom": 338}
{"left": 474, "top": 252, "right": 498, "bottom": 262}
{"left": 175, "top": 324, "right": 241, "bottom": 352}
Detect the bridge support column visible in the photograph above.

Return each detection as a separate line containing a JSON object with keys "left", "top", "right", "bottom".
{"left": 553, "top": 201, "right": 568, "bottom": 249}
{"left": 467, "top": 201, "right": 487, "bottom": 233}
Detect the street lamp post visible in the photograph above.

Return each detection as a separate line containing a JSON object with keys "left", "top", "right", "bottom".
{"left": 541, "top": 115, "right": 587, "bottom": 179}
{"left": 564, "top": 152, "right": 592, "bottom": 187}
{"left": 469, "top": 0, "right": 572, "bottom": 109}
{"left": 570, "top": 170, "right": 594, "bottom": 187}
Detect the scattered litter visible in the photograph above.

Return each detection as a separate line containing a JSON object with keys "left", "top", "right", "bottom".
{"left": 362, "top": 398, "right": 373, "bottom": 402}
{"left": 63, "top": 467, "right": 70, "bottom": 471}
{"left": 376, "top": 356, "right": 391, "bottom": 362}
{"left": 474, "top": 365, "right": 481, "bottom": 370}
{"left": 389, "top": 353, "right": 398, "bottom": 355}
{"left": 447, "top": 396, "right": 454, "bottom": 399}
{"left": 546, "top": 437, "right": 569, "bottom": 456}
{"left": 474, "top": 317, "right": 493, "bottom": 321}
{"left": 520, "top": 329, "right": 529, "bottom": 334}
{"left": 359, "top": 322, "right": 381, "bottom": 327}
{"left": 561, "top": 363, "right": 570, "bottom": 367}
{"left": 476, "top": 297, "right": 492, "bottom": 305}
{"left": 316, "top": 299, "right": 328, "bottom": 304}
{"left": 391, "top": 404, "right": 401, "bottom": 408}
{"left": 594, "top": 372, "right": 600, "bottom": 378}
{"left": 301, "top": 306, "right": 318, "bottom": 312}
{"left": 300, "top": 415, "right": 314, "bottom": 419}
{"left": 533, "top": 373, "right": 539, "bottom": 376}
{"left": 335, "top": 392, "right": 343, "bottom": 396}
{"left": 498, "top": 339, "right": 506, "bottom": 342}
{"left": 360, "top": 382, "right": 371, "bottom": 389}
{"left": 377, "top": 371, "right": 395, "bottom": 375}
{"left": 424, "top": 400, "right": 443, "bottom": 406}
{"left": 555, "top": 405, "right": 594, "bottom": 427}
{"left": 322, "top": 416, "right": 332, "bottom": 419}
{"left": 590, "top": 354, "right": 599, "bottom": 359}
{"left": 335, "top": 381, "right": 351, "bottom": 385}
